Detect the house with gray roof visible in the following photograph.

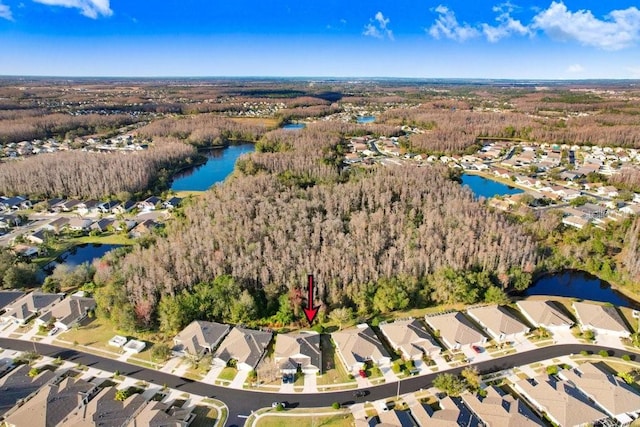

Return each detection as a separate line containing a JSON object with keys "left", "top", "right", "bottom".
{"left": 407, "top": 395, "right": 472, "bottom": 427}
{"left": 516, "top": 300, "right": 573, "bottom": 331}
{"left": 0, "top": 291, "right": 65, "bottom": 325}
{"left": 572, "top": 301, "right": 631, "bottom": 338}
{"left": 466, "top": 305, "right": 530, "bottom": 343}
{"left": 559, "top": 362, "right": 640, "bottom": 425}
{"left": 3, "top": 377, "right": 98, "bottom": 427}
{"left": 514, "top": 376, "right": 609, "bottom": 427}
{"left": 62, "top": 385, "right": 147, "bottom": 427}
{"left": 0, "top": 290, "right": 25, "bottom": 314}
{"left": 36, "top": 295, "right": 96, "bottom": 331}
{"left": 0, "top": 364, "right": 56, "bottom": 417}
{"left": 378, "top": 319, "right": 440, "bottom": 361}
{"left": 331, "top": 324, "right": 391, "bottom": 373}
{"left": 173, "top": 320, "right": 230, "bottom": 357}
{"left": 377, "top": 409, "right": 416, "bottom": 427}
{"left": 424, "top": 312, "right": 486, "bottom": 350}
{"left": 274, "top": 331, "right": 321, "bottom": 374}
{"left": 213, "top": 326, "right": 273, "bottom": 371}
{"left": 461, "top": 386, "right": 543, "bottom": 427}
{"left": 130, "top": 399, "right": 195, "bottom": 427}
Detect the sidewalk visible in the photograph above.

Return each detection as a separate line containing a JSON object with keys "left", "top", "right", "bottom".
{"left": 230, "top": 369, "right": 249, "bottom": 389}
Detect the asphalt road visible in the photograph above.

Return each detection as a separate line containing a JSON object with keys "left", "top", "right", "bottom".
{"left": 0, "top": 338, "right": 637, "bottom": 426}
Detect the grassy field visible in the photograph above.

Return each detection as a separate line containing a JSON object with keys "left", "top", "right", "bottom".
{"left": 229, "top": 117, "right": 281, "bottom": 129}
{"left": 317, "top": 335, "right": 354, "bottom": 386}
{"left": 218, "top": 367, "right": 238, "bottom": 382}
{"left": 255, "top": 413, "right": 354, "bottom": 427}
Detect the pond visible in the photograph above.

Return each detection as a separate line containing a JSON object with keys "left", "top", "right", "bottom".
{"left": 524, "top": 270, "right": 640, "bottom": 309}
{"left": 45, "top": 243, "right": 122, "bottom": 272}
{"left": 170, "top": 144, "right": 254, "bottom": 192}
{"left": 461, "top": 174, "right": 523, "bottom": 199}
{"left": 357, "top": 116, "right": 375, "bottom": 124}
{"left": 282, "top": 123, "right": 305, "bottom": 130}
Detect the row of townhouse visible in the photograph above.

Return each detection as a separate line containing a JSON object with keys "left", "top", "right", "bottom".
{"left": 0, "top": 290, "right": 95, "bottom": 332}
{"left": 0, "top": 366, "right": 194, "bottom": 427}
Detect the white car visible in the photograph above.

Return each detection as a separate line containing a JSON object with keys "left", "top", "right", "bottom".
{"left": 48, "top": 327, "right": 59, "bottom": 336}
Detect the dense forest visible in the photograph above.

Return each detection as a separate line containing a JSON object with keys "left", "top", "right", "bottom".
{"left": 0, "top": 140, "right": 195, "bottom": 198}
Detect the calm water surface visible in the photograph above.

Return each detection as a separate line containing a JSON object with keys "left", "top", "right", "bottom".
{"left": 170, "top": 144, "right": 254, "bottom": 191}
{"left": 461, "top": 174, "right": 523, "bottom": 199}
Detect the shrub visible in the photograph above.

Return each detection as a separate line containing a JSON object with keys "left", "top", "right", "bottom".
{"left": 622, "top": 354, "right": 632, "bottom": 361}
{"left": 546, "top": 365, "right": 559, "bottom": 375}
{"left": 599, "top": 350, "right": 609, "bottom": 357}
{"left": 275, "top": 403, "right": 285, "bottom": 411}
{"left": 28, "top": 367, "right": 40, "bottom": 378}
{"left": 579, "top": 350, "right": 589, "bottom": 356}
{"left": 331, "top": 402, "right": 340, "bottom": 410}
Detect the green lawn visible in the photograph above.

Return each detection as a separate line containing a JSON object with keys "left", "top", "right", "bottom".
{"left": 218, "top": 367, "right": 238, "bottom": 382}
{"left": 255, "top": 414, "right": 354, "bottom": 427}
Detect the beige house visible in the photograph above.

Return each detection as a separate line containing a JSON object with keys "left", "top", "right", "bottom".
{"left": 3, "top": 377, "right": 98, "bottom": 427}
{"left": 378, "top": 319, "right": 441, "bottom": 361}
{"left": 0, "top": 291, "right": 65, "bottom": 325}
{"left": 0, "top": 365, "right": 57, "bottom": 417}
{"left": 129, "top": 399, "right": 195, "bottom": 427}
{"left": 62, "top": 385, "right": 147, "bottom": 427}
{"left": 213, "top": 326, "right": 273, "bottom": 371}
{"left": 424, "top": 312, "right": 486, "bottom": 350}
{"left": 572, "top": 301, "right": 631, "bottom": 338}
{"left": 461, "top": 386, "right": 543, "bottom": 427}
{"left": 173, "top": 320, "right": 230, "bottom": 357}
{"left": 274, "top": 331, "right": 321, "bottom": 374}
{"left": 466, "top": 305, "right": 530, "bottom": 343}
{"left": 407, "top": 395, "right": 473, "bottom": 427}
{"left": 514, "top": 376, "right": 609, "bottom": 427}
{"left": 36, "top": 295, "right": 96, "bottom": 330}
{"left": 516, "top": 300, "right": 573, "bottom": 331}
{"left": 331, "top": 324, "right": 391, "bottom": 373}
{"left": 560, "top": 363, "right": 640, "bottom": 426}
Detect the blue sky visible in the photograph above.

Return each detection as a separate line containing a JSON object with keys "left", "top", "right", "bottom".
{"left": 1, "top": 0, "right": 640, "bottom": 78}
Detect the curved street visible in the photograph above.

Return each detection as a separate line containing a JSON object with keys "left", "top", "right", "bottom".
{"left": 1, "top": 338, "right": 638, "bottom": 426}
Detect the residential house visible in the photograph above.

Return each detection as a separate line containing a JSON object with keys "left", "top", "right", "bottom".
{"left": 163, "top": 197, "right": 183, "bottom": 209}
{"left": 1, "top": 291, "right": 65, "bottom": 325}
{"left": 332, "top": 324, "right": 391, "bottom": 373}
{"left": 129, "top": 219, "right": 159, "bottom": 238}
{"left": 138, "top": 196, "right": 162, "bottom": 211}
{"left": 36, "top": 295, "right": 96, "bottom": 331}
{"left": 562, "top": 215, "right": 589, "bottom": 229}
{"left": 461, "top": 386, "right": 543, "bottom": 427}
{"left": 560, "top": 362, "right": 640, "bottom": 426}
{"left": 0, "top": 196, "right": 31, "bottom": 211}
{"left": 62, "top": 385, "right": 147, "bottom": 427}
{"left": 597, "top": 186, "right": 619, "bottom": 198}
{"left": 130, "top": 399, "right": 195, "bottom": 427}
{"left": 45, "top": 217, "right": 70, "bottom": 234}
{"left": 378, "top": 319, "right": 441, "bottom": 361}
{"left": 115, "top": 219, "right": 137, "bottom": 232}
{"left": 11, "top": 244, "right": 39, "bottom": 259}
{"left": 0, "top": 290, "right": 25, "bottom": 313}
{"left": 26, "top": 229, "right": 48, "bottom": 245}
{"left": 572, "top": 301, "right": 631, "bottom": 338}
{"left": 0, "top": 364, "right": 57, "bottom": 417}
{"left": 76, "top": 200, "right": 100, "bottom": 215}
{"left": 173, "top": 320, "right": 231, "bottom": 357}
{"left": 213, "top": 326, "right": 273, "bottom": 371}
{"left": 3, "top": 377, "right": 99, "bottom": 427}
{"left": 273, "top": 331, "right": 322, "bottom": 375}
{"left": 516, "top": 300, "right": 573, "bottom": 331}
{"left": 377, "top": 409, "right": 416, "bottom": 427}
{"left": 407, "top": 396, "right": 478, "bottom": 427}
{"left": 424, "top": 312, "right": 486, "bottom": 351}
{"left": 58, "top": 199, "right": 82, "bottom": 212}
{"left": 514, "top": 376, "right": 609, "bottom": 427}
{"left": 577, "top": 203, "right": 608, "bottom": 220}
{"left": 67, "top": 218, "right": 93, "bottom": 231}
{"left": 112, "top": 200, "right": 136, "bottom": 214}
{"left": 620, "top": 203, "right": 640, "bottom": 216}
{"left": 97, "top": 199, "right": 120, "bottom": 213}
{"left": 91, "top": 218, "right": 115, "bottom": 233}
{"left": 492, "top": 167, "right": 512, "bottom": 179}
{"left": 466, "top": 305, "right": 530, "bottom": 343}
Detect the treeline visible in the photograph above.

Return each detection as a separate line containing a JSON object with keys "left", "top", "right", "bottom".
{"left": 610, "top": 168, "right": 640, "bottom": 193}
{"left": 0, "top": 141, "right": 196, "bottom": 198}
{"left": 623, "top": 219, "right": 640, "bottom": 282}
{"left": 136, "top": 114, "right": 268, "bottom": 147}
{"left": 94, "top": 163, "right": 537, "bottom": 330}
{"left": 0, "top": 113, "right": 135, "bottom": 144}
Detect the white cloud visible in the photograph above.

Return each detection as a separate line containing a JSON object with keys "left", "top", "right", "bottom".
{"left": 363, "top": 11, "right": 394, "bottom": 40}
{"left": 33, "top": 0, "right": 112, "bottom": 19}
{"left": 428, "top": 5, "right": 480, "bottom": 42}
{"left": 566, "top": 64, "right": 584, "bottom": 73}
{"left": 482, "top": 2, "right": 531, "bottom": 42}
{"left": 0, "top": 1, "right": 13, "bottom": 21}
{"left": 532, "top": 1, "right": 640, "bottom": 50}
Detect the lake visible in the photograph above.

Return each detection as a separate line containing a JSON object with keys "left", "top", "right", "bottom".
{"left": 170, "top": 144, "right": 254, "bottom": 191}
{"left": 357, "top": 116, "right": 375, "bottom": 124}
{"left": 461, "top": 174, "right": 523, "bottom": 199}
{"left": 524, "top": 270, "right": 640, "bottom": 309}
{"left": 46, "top": 243, "right": 122, "bottom": 272}
{"left": 282, "top": 123, "right": 305, "bottom": 130}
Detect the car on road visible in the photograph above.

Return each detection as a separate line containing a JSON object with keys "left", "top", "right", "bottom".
{"left": 471, "top": 345, "right": 483, "bottom": 353}
{"left": 353, "top": 390, "right": 369, "bottom": 398}
{"left": 271, "top": 402, "right": 286, "bottom": 408}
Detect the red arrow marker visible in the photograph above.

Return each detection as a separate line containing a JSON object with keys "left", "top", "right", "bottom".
{"left": 303, "top": 274, "right": 319, "bottom": 324}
